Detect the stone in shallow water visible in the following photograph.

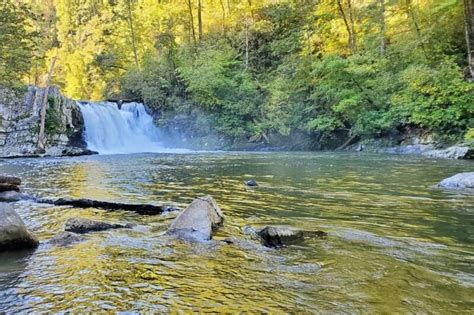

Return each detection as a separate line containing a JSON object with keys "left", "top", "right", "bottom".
{"left": 0, "top": 191, "right": 33, "bottom": 202}
{"left": 0, "top": 176, "right": 21, "bottom": 186}
{"left": 64, "top": 217, "right": 132, "bottom": 234}
{"left": 0, "top": 203, "right": 39, "bottom": 251}
{"left": 257, "top": 226, "right": 327, "bottom": 248}
{"left": 49, "top": 232, "right": 85, "bottom": 246}
{"left": 244, "top": 179, "right": 258, "bottom": 187}
{"left": 166, "top": 195, "right": 224, "bottom": 241}
{"left": 437, "top": 172, "right": 474, "bottom": 189}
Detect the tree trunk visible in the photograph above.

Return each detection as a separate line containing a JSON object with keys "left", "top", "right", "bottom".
{"left": 347, "top": 0, "right": 357, "bottom": 52}
{"left": 219, "top": 0, "right": 226, "bottom": 35}
{"left": 244, "top": 19, "right": 250, "bottom": 70}
{"left": 126, "top": 0, "right": 139, "bottom": 67}
{"left": 187, "top": 0, "right": 197, "bottom": 44}
{"left": 464, "top": 0, "right": 474, "bottom": 79}
{"left": 198, "top": 0, "right": 203, "bottom": 41}
{"left": 405, "top": 0, "right": 427, "bottom": 57}
{"left": 380, "top": 0, "right": 385, "bottom": 55}
{"left": 37, "top": 56, "right": 57, "bottom": 154}
{"left": 336, "top": 0, "right": 356, "bottom": 53}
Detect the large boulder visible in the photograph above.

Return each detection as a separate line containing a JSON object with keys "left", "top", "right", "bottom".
{"left": 166, "top": 195, "right": 224, "bottom": 241}
{"left": 423, "top": 146, "right": 473, "bottom": 160}
{"left": 0, "top": 204, "right": 38, "bottom": 251}
{"left": 257, "top": 226, "right": 327, "bottom": 248}
{"left": 65, "top": 217, "right": 132, "bottom": 234}
{"left": 437, "top": 172, "right": 474, "bottom": 189}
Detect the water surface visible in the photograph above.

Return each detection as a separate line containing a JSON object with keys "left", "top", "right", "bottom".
{"left": 0, "top": 152, "right": 473, "bottom": 312}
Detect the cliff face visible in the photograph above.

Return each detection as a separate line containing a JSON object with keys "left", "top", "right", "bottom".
{"left": 0, "top": 86, "right": 87, "bottom": 157}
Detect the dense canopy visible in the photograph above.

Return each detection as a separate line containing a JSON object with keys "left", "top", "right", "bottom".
{"left": 1, "top": 0, "right": 473, "bottom": 147}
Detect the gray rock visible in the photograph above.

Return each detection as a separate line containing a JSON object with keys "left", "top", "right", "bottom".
{"left": 49, "top": 232, "right": 85, "bottom": 246}
{"left": 0, "top": 86, "right": 87, "bottom": 158}
{"left": 166, "top": 195, "right": 224, "bottom": 241}
{"left": 244, "top": 179, "right": 258, "bottom": 187}
{"left": 437, "top": 172, "right": 474, "bottom": 189}
{"left": 0, "top": 176, "right": 21, "bottom": 185}
{"left": 257, "top": 226, "right": 327, "bottom": 248}
{"left": 0, "top": 203, "right": 39, "bottom": 251}
{"left": 423, "top": 146, "right": 473, "bottom": 160}
{"left": 64, "top": 217, "right": 132, "bottom": 234}
{"left": 61, "top": 147, "right": 98, "bottom": 157}
{"left": 0, "top": 191, "right": 33, "bottom": 202}
{"left": 0, "top": 183, "right": 19, "bottom": 192}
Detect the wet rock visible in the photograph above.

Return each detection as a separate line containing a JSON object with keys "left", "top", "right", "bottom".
{"left": 0, "top": 183, "right": 20, "bottom": 192}
{"left": 437, "top": 172, "right": 474, "bottom": 189}
{"left": 49, "top": 232, "right": 85, "bottom": 246}
{"left": 65, "top": 217, "right": 132, "bottom": 234}
{"left": 39, "top": 197, "right": 165, "bottom": 215}
{"left": 244, "top": 179, "right": 258, "bottom": 187}
{"left": 257, "top": 226, "right": 327, "bottom": 248}
{"left": 61, "top": 147, "right": 98, "bottom": 157}
{"left": 0, "top": 176, "right": 21, "bottom": 186}
{"left": 0, "top": 191, "right": 34, "bottom": 202}
{"left": 0, "top": 204, "right": 39, "bottom": 251}
{"left": 423, "top": 146, "right": 473, "bottom": 160}
{"left": 167, "top": 195, "right": 224, "bottom": 241}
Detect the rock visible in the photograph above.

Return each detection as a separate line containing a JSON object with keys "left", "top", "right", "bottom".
{"left": 0, "top": 204, "right": 39, "bottom": 251}
{"left": 0, "top": 176, "right": 21, "bottom": 185}
{"left": 39, "top": 197, "right": 165, "bottom": 215}
{"left": 0, "top": 86, "right": 87, "bottom": 158}
{"left": 0, "top": 191, "right": 34, "bottom": 202}
{"left": 167, "top": 195, "right": 224, "bottom": 241}
{"left": 257, "top": 226, "right": 327, "bottom": 248}
{"left": 61, "top": 147, "right": 98, "bottom": 157}
{"left": 0, "top": 183, "right": 19, "bottom": 192}
{"left": 437, "top": 172, "right": 474, "bottom": 189}
{"left": 422, "top": 146, "right": 473, "bottom": 160}
{"left": 64, "top": 217, "right": 132, "bottom": 234}
{"left": 244, "top": 179, "right": 258, "bottom": 187}
{"left": 49, "top": 232, "right": 85, "bottom": 246}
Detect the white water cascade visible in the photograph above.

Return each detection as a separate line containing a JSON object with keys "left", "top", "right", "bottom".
{"left": 78, "top": 101, "right": 185, "bottom": 154}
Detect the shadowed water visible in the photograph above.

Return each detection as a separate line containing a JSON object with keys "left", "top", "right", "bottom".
{"left": 0, "top": 152, "right": 473, "bottom": 312}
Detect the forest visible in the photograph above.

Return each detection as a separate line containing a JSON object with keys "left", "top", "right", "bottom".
{"left": 1, "top": 0, "right": 474, "bottom": 148}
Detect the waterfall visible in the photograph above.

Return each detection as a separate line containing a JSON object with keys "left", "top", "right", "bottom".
{"left": 78, "top": 101, "right": 184, "bottom": 154}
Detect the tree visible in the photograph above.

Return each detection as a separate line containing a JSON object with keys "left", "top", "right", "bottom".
{"left": 0, "top": 1, "right": 36, "bottom": 86}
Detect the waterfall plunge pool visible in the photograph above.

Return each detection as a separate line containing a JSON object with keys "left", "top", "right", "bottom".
{"left": 0, "top": 152, "right": 473, "bottom": 312}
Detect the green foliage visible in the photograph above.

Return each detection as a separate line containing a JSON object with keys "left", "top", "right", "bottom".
{"left": 45, "top": 97, "right": 63, "bottom": 135}
{"left": 0, "top": 1, "right": 36, "bottom": 86}
{"left": 464, "top": 129, "right": 474, "bottom": 142}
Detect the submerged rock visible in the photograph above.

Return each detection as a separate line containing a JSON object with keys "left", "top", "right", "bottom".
{"left": 257, "top": 226, "right": 327, "bottom": 248}
{"left": 423, "top": 146, "right": 473, "bottom": 160}
{"left": 167, "top": 195, "right": 224, "bottom": 241}
{"left": 61, "top": 147, "right": 98, "bottom": 157}
{"left": 0, "top": 176, "right": 21, "bottom": 186}
{"left": 0, "top": 183, "right": 20, "bottom": 192}
{"left": 49, "top": 232, "right": 85, "bottom": 246}
{"left": 0, "top": 204, "right": 39, "bottom": 251}
{"left": 437, "top": 172, "right": 474, "bottom": 189}
{"left": 0, "top": 191, "right": 34, "bottom": 202}
{"left": 40, "top": 197, "right": 165, "bottom": 215}
{"left": 64, "top": 217, "right": 132, "bottom": 234}
{"left": 244, "top": 179, "right": 258, "bottom": 187}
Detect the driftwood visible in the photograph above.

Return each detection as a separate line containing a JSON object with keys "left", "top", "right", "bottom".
{"left": 39, "top": 198, "right": 166, "bottom": 215}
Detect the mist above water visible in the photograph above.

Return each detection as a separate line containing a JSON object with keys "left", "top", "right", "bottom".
{"left": 78, "top": 102, "right": 189, "bottom": 154}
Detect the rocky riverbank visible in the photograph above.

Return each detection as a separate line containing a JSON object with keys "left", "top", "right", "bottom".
{"left": 0, "top": 86, "right": 94, "bottom": 158}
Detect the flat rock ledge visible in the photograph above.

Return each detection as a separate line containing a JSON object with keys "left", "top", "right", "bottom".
{"left": 166, "top": 195, "right": 224, "bottom": 241}
{"left": 0, "top": 203, "right": 39, "bottom": 251}
{"left": 65, "top": 217, "right": 132, "bottom": 234}
{"left": 437, "top": 172, "right": 474, "bottom": 189}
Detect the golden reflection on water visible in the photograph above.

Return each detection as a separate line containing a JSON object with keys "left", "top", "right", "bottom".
{"left": 0, "top": 152, "right": 473, "bottom": 312}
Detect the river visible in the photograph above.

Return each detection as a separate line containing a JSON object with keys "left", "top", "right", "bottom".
{"left": 0, "top": 152, "right": 473, "bottom": 312}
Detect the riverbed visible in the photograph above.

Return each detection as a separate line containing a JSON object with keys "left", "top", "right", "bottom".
{"left": 0, "top": 152, "right": 473, "bottom": 312}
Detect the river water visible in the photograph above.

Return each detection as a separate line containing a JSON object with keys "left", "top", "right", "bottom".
{"left": 0, "top": 152, "right": 473, "bottom": 312}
